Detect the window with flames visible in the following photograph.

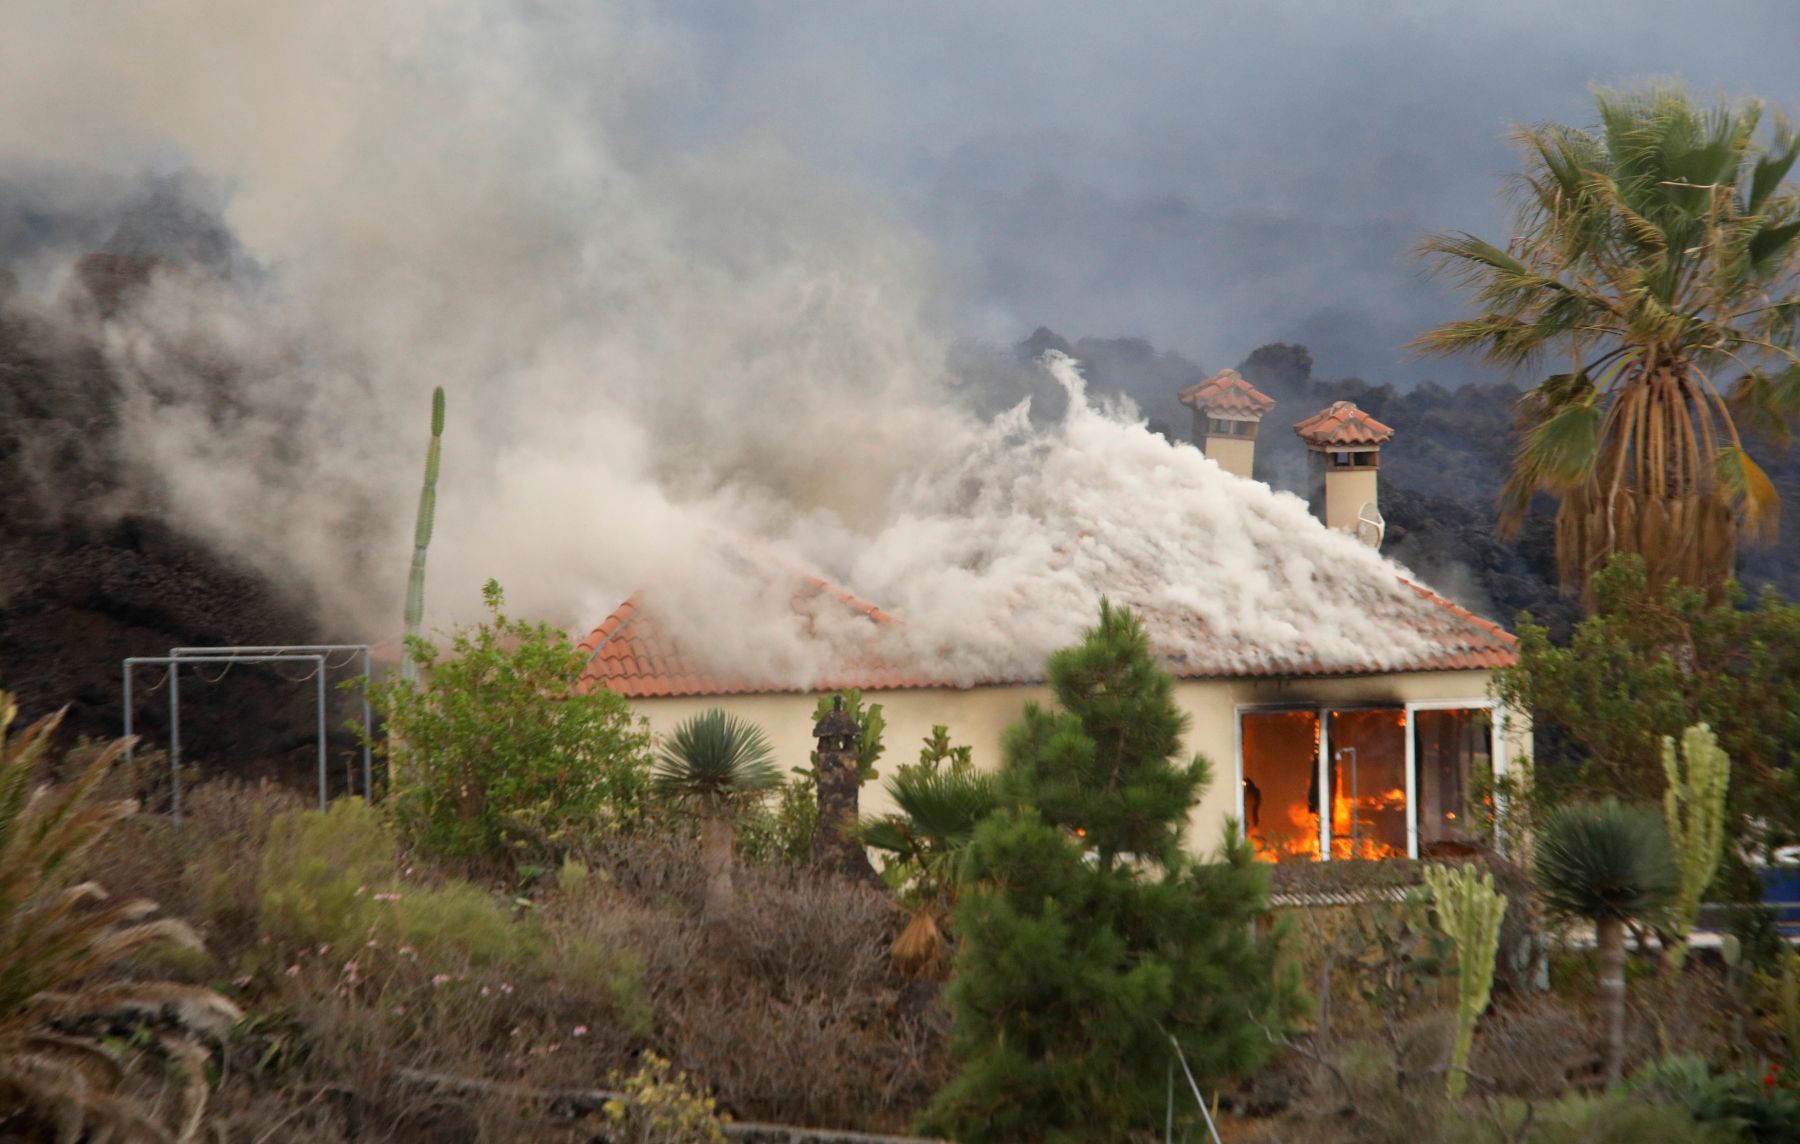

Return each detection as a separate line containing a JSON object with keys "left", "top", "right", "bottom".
{"left": 1239, "top": 705, "right": 1493, "bottom": 863}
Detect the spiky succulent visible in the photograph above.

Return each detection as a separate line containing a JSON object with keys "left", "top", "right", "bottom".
{"left": 1534, "top": 798, "right": 1679, "bottom": 923}
{"left": 653, "top": 709, "right": 782, "bottom": 808}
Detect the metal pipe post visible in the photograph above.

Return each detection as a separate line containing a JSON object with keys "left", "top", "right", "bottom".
{"left": 122, "top": 663, "right": 134, "bottom": 770}
{"left": 362, "top": 646, "right": 374, "bottom": 801}
{"left": 167, "top": 645, "right": 377, "bottom": 806}
{"left": 124, "top": 654, "right": 327, "bottom": 826}
{"left": 316, "top": 665, "right": 328, "bottom": 810}
{"left": 169, "top": 662, "right": 181, "bottom": 826}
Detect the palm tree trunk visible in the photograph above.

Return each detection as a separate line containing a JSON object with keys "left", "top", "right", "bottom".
{"left": 1596, "top": 915, "right": 1627, "bottom": 1085}
{"left": 700, "top": 804, "right": 734, "bottom": 921}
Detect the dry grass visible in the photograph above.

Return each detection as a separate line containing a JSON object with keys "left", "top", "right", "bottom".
{"left": 578, "top": 843, "right": 952, "bottom": 1131}
{"left": 69, "top": 782, "right": 953, "bottom": 1138}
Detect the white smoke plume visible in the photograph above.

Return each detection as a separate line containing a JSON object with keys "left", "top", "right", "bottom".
{"left": 1, "top": 0, "right": 1443, "bottom": 685}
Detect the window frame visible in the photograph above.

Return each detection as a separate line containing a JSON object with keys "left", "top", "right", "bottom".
{"left": 1234, "top": 698, "right": 1506, "bottom": 861}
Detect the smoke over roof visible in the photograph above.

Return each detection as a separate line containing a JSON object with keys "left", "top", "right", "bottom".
{"left": 582, "top": 354, "right": 1517, "bottom": 695}
{"left": 0, "top": 1, "right": 1779, "bottom": 664}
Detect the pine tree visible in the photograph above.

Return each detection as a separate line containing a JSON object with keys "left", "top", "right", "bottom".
{"left": 920, "top": 601, "right": 1298, "bottom": 1143}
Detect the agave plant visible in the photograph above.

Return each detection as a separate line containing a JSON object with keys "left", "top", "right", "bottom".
{"left": 1534, "top": 799, "right": 1679, "bottom": 1085}
{"left": 653, "top": 709, "right": 782, "bottom": 920}
{"left": 0, "top": 692, "right": 240, "bottom": 1141}
{"left": 1416, "top": 85, "right": 1800, "bottom": 601}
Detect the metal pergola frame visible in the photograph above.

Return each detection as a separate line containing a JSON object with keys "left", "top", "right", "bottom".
{"left": 122, "top": 644, "right": 375, "bottom": 825}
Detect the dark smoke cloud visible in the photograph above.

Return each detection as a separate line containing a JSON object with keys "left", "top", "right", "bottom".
{"left": 666, "top": 0, "right": 1800, "bottom": 386}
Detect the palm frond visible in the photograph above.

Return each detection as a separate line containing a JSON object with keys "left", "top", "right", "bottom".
{"left": 0, "top": 688, "right": 236, "bottom": 1143}
{"left": 1728, "top": 363, "right": 1800, "bottom": 445}
{"left": 1717, "top": 445, "right": 1781, "bottom": 543}
{"left": 653, "top": 708, "right": 781, "bottom": 804}
{"left": 857, "top": 817, "right": 914, "bottom": 855}
{"left": 889, "top": 766, "right": 1000, "bottom": 848}
{"left": 1750, "top": 117, "right": 1800, "bottom": 212}
{"left": 1748, "top": 218, "right": 1800, "bottom": 273}
{"left": 1500, "top": 394, "right": 1602, "bottom": 531}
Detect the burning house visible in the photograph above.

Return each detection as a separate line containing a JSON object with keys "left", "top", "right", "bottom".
{"left": 575, "top": 370, "right": 1524, "bottom": 863}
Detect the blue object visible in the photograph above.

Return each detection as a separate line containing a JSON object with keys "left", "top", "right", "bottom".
{"left": 1757, "top": 865, "right": 1800, "bottom": 933}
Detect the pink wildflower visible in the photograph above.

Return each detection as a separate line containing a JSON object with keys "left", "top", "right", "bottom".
{"left": 432, "top": 974, "right": 451, "bottom": 987}
{"left": 285, "top": 965, "right": 300, "bottom": 977}
{"left": 573, "top": 1025, "right": 588, "bottom": 1037}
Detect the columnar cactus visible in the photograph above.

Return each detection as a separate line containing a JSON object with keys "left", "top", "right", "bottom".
{"left": 400, "top": 386, "right": 445, "bottom": 683}
{"left": 1662, "top": 722, "right": 1730, "bottom": 971}
{"left": 1423, "top": 863, "right": 1507, "bottom": 1099}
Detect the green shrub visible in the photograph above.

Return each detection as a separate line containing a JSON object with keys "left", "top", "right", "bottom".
{"left": 602, "top": 1053, "right": 729, "bottom": 1143}
{"left": 257, "top": 799, "right": 534, "bottom": 968}
{"left": 1461, "top": 1090, "right": 1740, "bottom": 1143}
{"left": 735, "top": 773, "right": 818, "bottom": 867}
{"left": 1630, "top": 1055, "right": 1800, "bottom": 1144}
{"left": 371, "top": 580, "right": 654, "bottom": 864}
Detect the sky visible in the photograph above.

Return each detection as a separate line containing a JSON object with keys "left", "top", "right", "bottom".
{"left": 659, "top": 0, "right": 1800, "bottom": 385}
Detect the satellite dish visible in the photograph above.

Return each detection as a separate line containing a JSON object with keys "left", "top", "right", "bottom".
{"left": 1356, "top": 501, "right": 1385, "bottom": 548}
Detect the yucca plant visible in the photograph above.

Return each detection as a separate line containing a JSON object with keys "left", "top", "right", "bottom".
{"left": 653, "top": 709, "right": 781, "bottom": 920}
{"left": 0, "top": 692, "right": 240, "bottom": 1141}
{"left": 1416, "top": 85, "right": 1800, "bottom": 602}
{"left": 1534, "top": 799, "right": 1679, "bottom": 1085}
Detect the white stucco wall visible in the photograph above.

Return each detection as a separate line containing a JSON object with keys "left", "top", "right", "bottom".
{"left": 624, "top": 666, "right": 1526, "bottom": 857}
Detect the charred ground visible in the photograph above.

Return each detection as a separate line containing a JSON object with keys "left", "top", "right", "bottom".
{"left": 0, "top": 261, "right": 362, "bottom": 791}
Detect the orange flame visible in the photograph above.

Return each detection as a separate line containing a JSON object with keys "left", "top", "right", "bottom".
{"left": 1329, "top": 781, "right": 1408, "bottom": 860}
{"left": 1250, "top": 801, "right": 1323, "bottom": 863}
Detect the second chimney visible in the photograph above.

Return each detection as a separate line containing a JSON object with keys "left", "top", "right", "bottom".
{"left": 1177, "top": 369, "right": 1276, "bottom": 479}
{"left": 1294, "top": 401, "right": 1394, "bottom": 547}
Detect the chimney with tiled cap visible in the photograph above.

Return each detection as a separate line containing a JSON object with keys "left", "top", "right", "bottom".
{"left": 1294, "top": 400, "right": 1394, "bottom": 547}
{"left": 1176, "top": 368, "right": 1276, "bottom": 479}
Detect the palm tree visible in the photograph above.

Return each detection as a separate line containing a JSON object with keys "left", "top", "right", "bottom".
{"left": 1416, "top": 86, "right": 1800, "bottom": 601}
{"left": 861, "top": 765, "right": 1000, "bottom": 890}
{"left": 1533, "top": 799, "right": 1679, "bottom": 1085}
{"left": 653, "top": 709, "right": 782, "bottom": 920}
{"left": 860, "top": 764, "right": 1000, "bottom": 978}
{"left": 0, "top": 693, "right": 240, "bottom": 1141}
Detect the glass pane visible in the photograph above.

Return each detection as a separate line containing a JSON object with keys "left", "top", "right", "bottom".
{"left": 1414, "top": 708, "right": 1492, "bottom": 855}
{"left": 1328, "top": 708, "right": 1408, "bottom": 860}
{"left": 1241, "top": 710, "right": 1321, "bottom": 863}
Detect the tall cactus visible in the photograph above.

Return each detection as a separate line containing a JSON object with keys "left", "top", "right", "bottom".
{"left": 1662, "top": 722, "right": 1730, "bottom": 971}
{"left": 399, "top": 386, "right": 445, "bottom": 683}
{"left": 1423, "top": 863, "right": 1507, "bottom": 1099}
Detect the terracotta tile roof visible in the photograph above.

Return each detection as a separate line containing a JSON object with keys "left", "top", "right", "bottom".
{"left": 1294, "top": 401, "right": 1395, "bottom": 448}
{"left": 574, "top": 582, "right": 959, "bottom": 698}
{"left": 573, "top": 569, "right": 1517, "bottom": 700}
{"left": 1177, "top": 369, "right": 1277, "bottom": 419}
